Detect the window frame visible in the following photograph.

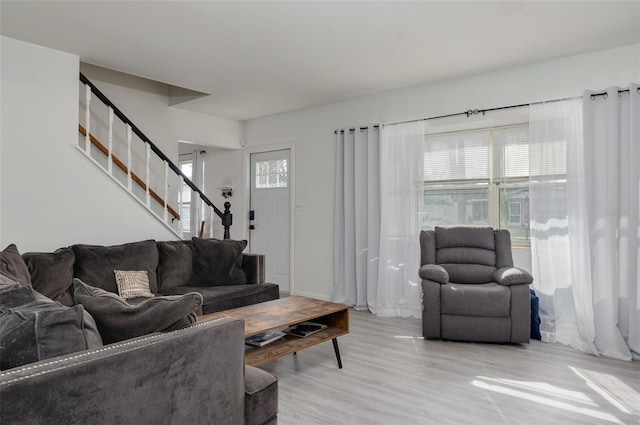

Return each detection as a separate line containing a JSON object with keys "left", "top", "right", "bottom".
{"left": 422, "top": 123, "right": 534, "bottom": 246}
{"left": 255, "top": 158, "right": 288, "bottom": 189}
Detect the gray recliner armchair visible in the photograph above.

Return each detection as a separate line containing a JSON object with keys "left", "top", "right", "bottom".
{"left": 419, "top": 226, "right": 532, "bottom": 343}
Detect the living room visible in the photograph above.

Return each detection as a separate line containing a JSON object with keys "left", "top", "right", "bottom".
{"left": 1, "top": 1, "right": 639, "bottom": 424}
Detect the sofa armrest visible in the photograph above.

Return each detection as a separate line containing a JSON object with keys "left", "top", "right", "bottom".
{"left": 493, "top": 267, "right": 533, "bottom": 286}
{"left": 0, "top": 317, "right": 246, "bottom": 425}
{"left": 419, "top": 264, "right": 449, "bottom": 284}
{"left": 242, "top": 253, "right": 265, "bottom": 284}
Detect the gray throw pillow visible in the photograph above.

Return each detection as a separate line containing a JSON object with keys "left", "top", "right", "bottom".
{"left": 0, "top": 273, "right": 22, "bottom": 293}
{"left": 22, "top": 248, "right": 76, "bottom": 306}
{"left": 0, "top": 284, "right": 103, "bottom": 371}
{"left": 72, "top": 240, "right": 160, "bottom": 295}
{"left": 157, "top": 240, "right": 193, "bottom": 293}
{"left": 73, "top": 278, "right": 202, "bottom": 344}
{"left": 190, "top": 238, "right": 248, "bottom": 287}
{"left": 0, "top": 244, "right": 32, "bottom": 286}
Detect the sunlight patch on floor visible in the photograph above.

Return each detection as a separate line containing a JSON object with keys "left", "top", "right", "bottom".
{"left": 472, "top": 377, "right": 624, "bottom": 424}
{"left": 571, "top": 366, "right": 640, "bottom": 415}
{"left": 475, "top": 376, "right": 595, "bottom": 405}
{"left": 393, "top": 335, "right": 424, "bottom": 352}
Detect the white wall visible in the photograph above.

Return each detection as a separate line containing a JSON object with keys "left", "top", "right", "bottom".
{"left": 202, "top": 148, "right": 246, "bottom": 241}
{"left": 0, "top": 37, "right": 178, "bottom": 252}
{"left": 241, "top": 44, "right": 640, "bottom": 300}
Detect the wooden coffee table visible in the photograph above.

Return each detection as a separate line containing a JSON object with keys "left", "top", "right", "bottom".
{"left": 198, "top": 296, "right": 349, "bottom": 368}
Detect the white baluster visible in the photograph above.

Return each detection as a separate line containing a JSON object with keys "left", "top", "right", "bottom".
{"left": 178, "top": 176, "right": 184, "bottom": 235}
{"left": 107, "top": 107, "right": 114, "bottom": 174}
{"left": 84, "top": 84, "right": 91, "bottom": 152}
{"left": 145, "top": 143, "right": 151, "bottom": 207}
{"left": 209, "top": 207, "right": 214, "bottom": 238}
{"left": 126, "top": 124, "right": 132, "bottom": 191}
{"left": 163, "top": 161, "right": 169, "bottom": 222}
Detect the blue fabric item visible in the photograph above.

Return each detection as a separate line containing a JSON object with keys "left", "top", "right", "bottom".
{"left": 529, "top": 289, "right": 541, "bottom": 340}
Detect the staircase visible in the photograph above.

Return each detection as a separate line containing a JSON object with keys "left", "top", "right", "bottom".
{"left": 77, "top": 72, "right": 232, "bottom": 239}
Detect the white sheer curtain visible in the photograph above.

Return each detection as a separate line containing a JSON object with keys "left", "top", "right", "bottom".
{"left": 333, "top": 127, "right": 380, "bottom": 311}
{"left": 529, "top": 98, "right": 597, "bottom": 353}
{"left": 581, "top": 85, "right": 639, "bottom": 360}
{"left": 530, "top": 85, "right": 639, "bottom": 361}
{"left": 375, "top": 121, "right": 425, "bottom": 317}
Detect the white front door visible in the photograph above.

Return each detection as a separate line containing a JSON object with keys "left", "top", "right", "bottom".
{"left": 249, "top": 150, "right": 290, "bottom": 293}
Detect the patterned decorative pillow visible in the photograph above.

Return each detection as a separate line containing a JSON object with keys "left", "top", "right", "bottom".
{"left": 114, "top": 270, "right": 154, "bottom": 300}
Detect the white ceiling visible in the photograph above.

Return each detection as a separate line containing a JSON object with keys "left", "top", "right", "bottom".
{"left": 1, "top": 1, "right": 639, "bottom": 121}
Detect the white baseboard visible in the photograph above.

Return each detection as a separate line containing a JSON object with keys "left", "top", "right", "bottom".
{"left": 289, "top": 290, "right": 332, "bottom": 301}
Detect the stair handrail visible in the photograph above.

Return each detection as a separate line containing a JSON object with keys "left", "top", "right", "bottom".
{"left": 79, "top": 72, "right": 232, "bottom": 238}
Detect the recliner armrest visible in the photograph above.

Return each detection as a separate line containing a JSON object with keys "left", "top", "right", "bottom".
{"left": 493, "top": 267, "right": 533, "bottom": 286}
{"left": 242, "top": 253, "right": 265, "bottom": 284}
{"left": 419, "top": 264, "right": 449, "bottom": 284}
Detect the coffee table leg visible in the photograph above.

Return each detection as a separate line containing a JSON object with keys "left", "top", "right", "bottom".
{"left": 332, "top": 338, "right": 343, "bottom": 369}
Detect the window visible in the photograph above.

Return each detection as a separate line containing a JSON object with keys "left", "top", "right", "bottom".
{"left": 422, "top": 124, "right": 540, "bottom": 244}
{"left": 508, "top": 201, "right": 522, "bottom": 225}
{"left": 179, "top": 159, "right": 192, "bottom": 232}
{"left": 255, "top": 159, "right": 288, "bottom": 189}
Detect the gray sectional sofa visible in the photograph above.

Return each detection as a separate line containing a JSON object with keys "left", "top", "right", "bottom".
{"left": 25, "top": 238, "right": 279, "bottom": 315}
{"left": 0, "top": 238, "right": 280, "bottom": 425}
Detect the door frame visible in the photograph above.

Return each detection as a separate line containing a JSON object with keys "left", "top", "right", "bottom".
{"left": 243, "top": 142, "right": 295, "bottom": 295}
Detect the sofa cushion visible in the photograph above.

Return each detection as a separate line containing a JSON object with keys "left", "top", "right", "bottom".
{"left": 435, "top": 226, "right": 495, "bottom": 250}
{"left": 0, "top": 284, "right": 103, "bottom": 371}
{"left": 0, "top": 244, "right": 32, "bottom": 286}
{"left": 440, "top": 264, "right": 497, "bottom": 284}
{"left": 1, "top": 272, "right": 102, "bottom": 348}
{"left": 22, "top": 248, "right": 75, "bottom": 306}
{"left": 245, "top": 365, "right": 278, "bottom": 425}
{"left": 164, "top": 283, "right": 280, "bottom": 315}
{"left": 0, "top": 273, "right": 22, "bottom": 293}
{"left": 436, "top": 247, "right": 496, "bottom": 267}
{"left": 190, "top": 238, "right": 247, "bottom": 287}
{"left": 73, "top": 279, "right": 202, "bottom": 344}
{"left": 157, "top": 240, "right": 193, "bottom": 292}
{"left": 441, "top": 282, "right": 511, "bottom": 317}
{"left": 114, "top": 270, "right": 155, "bottom": 300}
{"left": 72, "top": 240, "right": 160, "bottom": 295}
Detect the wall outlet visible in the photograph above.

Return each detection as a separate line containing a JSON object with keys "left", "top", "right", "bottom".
{"left": 296, "top": 202, "right": 303, "bottom": 211}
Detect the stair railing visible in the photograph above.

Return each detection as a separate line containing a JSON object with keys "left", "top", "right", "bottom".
{"left": 78, "top": 72, "right": 232, "bottom": 239}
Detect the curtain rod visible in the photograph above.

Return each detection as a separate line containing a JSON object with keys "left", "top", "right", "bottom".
{"left": 334, "top": 87, "right": 635, "bottom": 134}
{"left": 384, "top": 88, "right": 635, "bottom": 128}
{"left": 384, "top": 102, "right": 531, "bottom": 128}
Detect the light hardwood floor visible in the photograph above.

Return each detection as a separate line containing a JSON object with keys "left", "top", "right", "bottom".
{"left": 258, "top": 310, "right": 640, "bottom": 425}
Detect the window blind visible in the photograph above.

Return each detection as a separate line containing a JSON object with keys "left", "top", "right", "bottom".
{"left": 423, "top": 130, "right": 489, "bottom": 182}
{"left": 423, "top": 124, "right": 552, "bottom": 183}
{"left": 492, "top": 125, "right": 530, "bottom": 182}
